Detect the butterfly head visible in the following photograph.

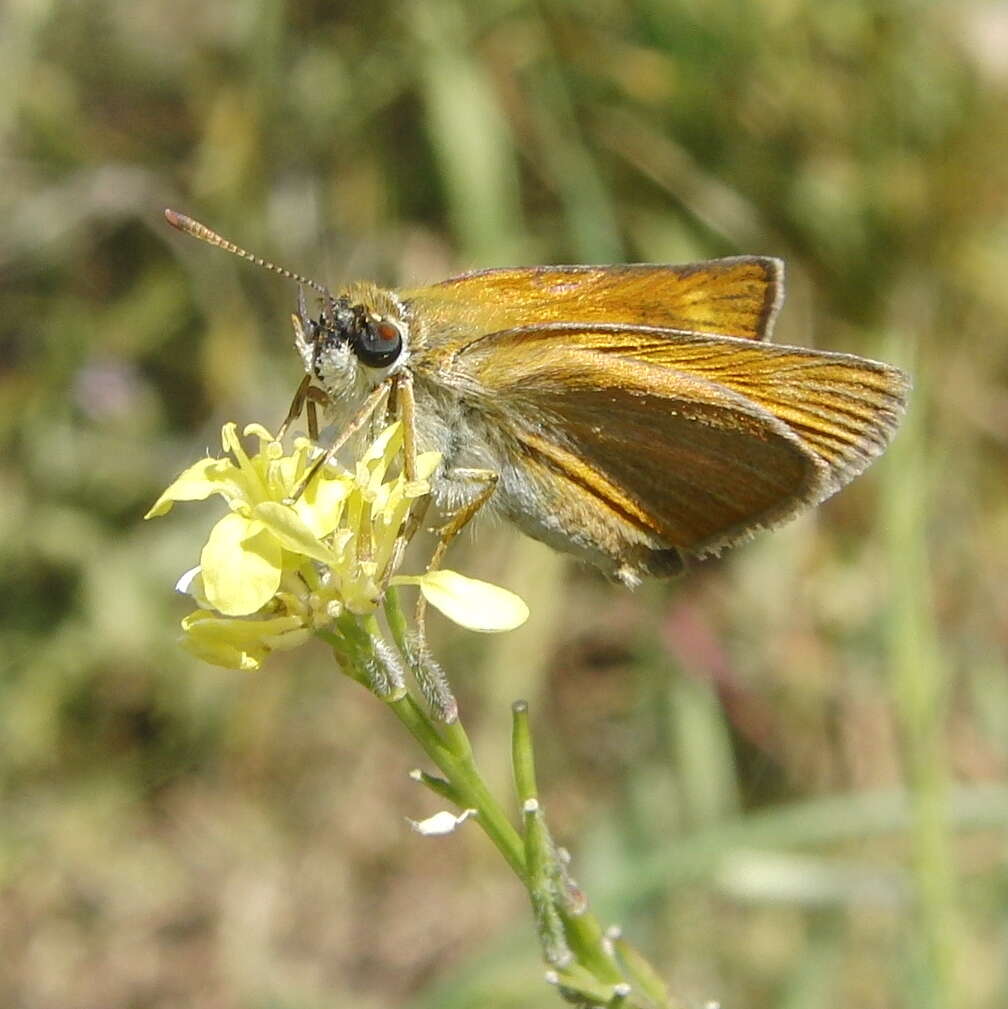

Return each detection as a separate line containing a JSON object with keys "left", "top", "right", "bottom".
{"left": 294, "top": 283, "right": 409, "bottom": 402}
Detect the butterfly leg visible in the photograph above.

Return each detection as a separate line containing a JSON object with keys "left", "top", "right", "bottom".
{"left": 286, "top": 380, "right": 392, "bottom": 502}
{"left": 415, "top": 467, "right": 499, "bottom": 636}
{"left": 395, "top": 370, "right": 418, "bottom": 481}
{"left": 278, "top": 374, "right": 311, "bottom": 438}
{"left": 397, "top": 466, "right": 497, "bottom": 722}
{"left": 283, "top": 309, "right": 335, "bottom": 440}
{"left": 371, "top": 374, "right": 481, "bottom": 723}
{"left": 277, "top": 375, "right": 332, "bottom": 440}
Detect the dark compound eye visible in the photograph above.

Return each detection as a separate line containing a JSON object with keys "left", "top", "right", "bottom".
{"left": 352, "top": 317, "right": 404, "bottom": 368}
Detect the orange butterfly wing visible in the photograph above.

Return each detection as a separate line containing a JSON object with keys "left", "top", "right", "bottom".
{"left": 404, "top": 258, "right": 783, "bottom": 345}
{"left": 418, "top": 324, "right": 908, "bottom": 558}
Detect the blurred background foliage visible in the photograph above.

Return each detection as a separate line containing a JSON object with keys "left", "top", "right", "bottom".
{"left": 1, "top": 1, "right": 1007, "bottom": 1007}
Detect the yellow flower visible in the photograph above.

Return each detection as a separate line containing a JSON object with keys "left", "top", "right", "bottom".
{"left": 146, "top": 422, "right": 348, "bottom": 615}
{"left": 391, "top": 570, "right": 530, "bottom": 634}
{"left": 146, "top": 422, "right": 528, "bottom": 670}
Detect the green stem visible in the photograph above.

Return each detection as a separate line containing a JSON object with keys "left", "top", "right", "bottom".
{"left": 512, "top": 700, "right": 624, "bottom": 987}
{"left": 410, "top": 768, "right": 464, "bottom": 805}
{"left": 383, "top": 585, "right": 411, "bottom": 655}
{"left": 329, "top": 605, "right": 664, "bottom": 1005}
{"left": 560, "top": 909, "right": 623, "bottom": 987}
{"left": 383, "top": 691, "right": 528, "bottom": 878}
{"left": 511, "top": 700, "right": 538, "bottom": 802}
{"left": 385, "top": 588, "right": 527, "bottom": 874}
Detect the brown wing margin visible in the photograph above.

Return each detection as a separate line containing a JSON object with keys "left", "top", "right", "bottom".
{"left": 404, "top": 258, "right": 784, "bottom": 347}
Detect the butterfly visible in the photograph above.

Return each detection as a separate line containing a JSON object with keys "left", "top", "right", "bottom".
{"left": 166, "top": 210, "right": 909, "bottom": 585}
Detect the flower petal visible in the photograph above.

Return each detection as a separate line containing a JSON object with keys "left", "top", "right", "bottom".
{"left": 251, "top": 501, "right": 337, "bottom": 564}
{"left": 402, "top": 479, "right": 431, "bottom": 499}
{"left": 408, "top": 808, "right": 477, "bottom": 836}
{"left": 361, "top": 421, "right": 402, "bottom": 466}
{"left": 175, "top": 566, "right": 202, "bottom": 595}
{"left": 180, "top": 610, "right": 306, "bottom": 670}
{"left": 180, "top": 631, "right": 264, "bottom": 671}
{"left": 144, "top": 457, "right": 240, "bottom": 518}
{"left": 201, "top": 513, "right": 283, "bottom": 615}
{"left": 221, "top": 422, "right": 269, "bottom": 502}
{"left": 414, "top": 451, "right": 441, "bottom": 481}
{"left": 294, "top": 475, "right": 353, "bottom": 537}
{"left": 410, "top": 570, "right": 529, "bottom": 632}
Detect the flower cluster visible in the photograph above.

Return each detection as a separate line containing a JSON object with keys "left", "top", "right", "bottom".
{"left": 146, "top": 422, "right": 528, "bottom": 670}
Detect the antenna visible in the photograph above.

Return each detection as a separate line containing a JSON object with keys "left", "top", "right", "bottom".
{"left": 163, "top": 209, "right": 331, "bottom": 298}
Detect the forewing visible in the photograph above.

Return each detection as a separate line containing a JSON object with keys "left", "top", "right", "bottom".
{"left": 403, "top": 258, "right": 783, "bottom": 350}
{"left": 451, "top": 326, "right": 908, "bottom": 555}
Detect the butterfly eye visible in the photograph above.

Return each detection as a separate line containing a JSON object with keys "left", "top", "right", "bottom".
{"left": 353, "top": 317, "right": 404, "bottom": 368}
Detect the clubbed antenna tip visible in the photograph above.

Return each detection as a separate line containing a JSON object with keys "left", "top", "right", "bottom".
{"left": 163, "top": 208, "right": 190, "bottom": 232}
{"left": 163, "top": 207, "right": 330, "bottom": 298}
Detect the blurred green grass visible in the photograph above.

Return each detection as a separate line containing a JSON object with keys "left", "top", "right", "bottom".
{"left": 2, "top": 2, "right": 1007, "bottom": 1007}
